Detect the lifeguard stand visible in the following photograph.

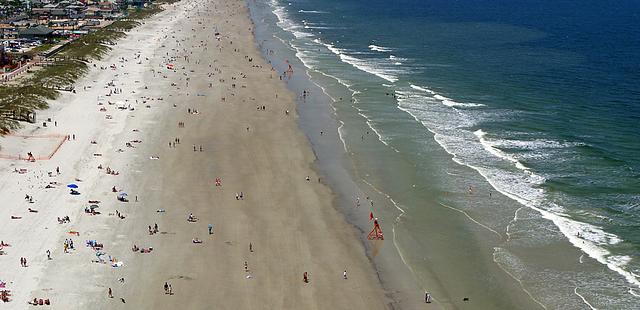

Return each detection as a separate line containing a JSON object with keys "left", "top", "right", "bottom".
{"left": 367, "top": 219, "right": 384, "bottom": 240}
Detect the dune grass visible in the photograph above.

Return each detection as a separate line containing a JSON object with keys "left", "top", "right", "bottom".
{"left": 0, "top": 2, "right": 167, "bottom": 134}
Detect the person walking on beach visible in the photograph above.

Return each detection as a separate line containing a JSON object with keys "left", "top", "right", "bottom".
{"left": 303, "top": 272, "right": 309, "bottom": 283}
{"left": 164, "top": 282, "right": 169, "bottom": 294}
{"left": 46, "top": 250, "right": 51, "bottom": 260}
{"left": 208, "top": 223, "right": 213, "bottom": 235}
{"left": 425, "top": 292, "right": 432, "bottom": 303}
{"left": 108, "top": 288, "right": 113, "bottom": 298}
{"left": 343, "top": 270, "right": 348, "bottom": 279}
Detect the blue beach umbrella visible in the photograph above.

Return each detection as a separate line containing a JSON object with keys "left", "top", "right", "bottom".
{"left": 67, "top": 184, "right": 78, "bottom": 189}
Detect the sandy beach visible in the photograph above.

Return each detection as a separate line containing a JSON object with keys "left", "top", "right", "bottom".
{"left": 0, "top": 0, "right": 395, "bottom": 308}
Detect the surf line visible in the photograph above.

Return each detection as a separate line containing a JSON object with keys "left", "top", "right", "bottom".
{"left": 493, "top": 248, "right": 548, "bottom": 310}
{"left": 361, "top": 179, "right": 446, "bottom": 307}
{"left": 438, "top": 202, "right": 502, "bottom": 239}
{"left": 505, "top": 206, "right": 524, "bottom": 242}
{"left": 574, "top": 287, "right": 597, "bottom": 310}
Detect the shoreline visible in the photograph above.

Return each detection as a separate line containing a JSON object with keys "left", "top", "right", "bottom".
{"left": 245, "top": 2, "right": 464, "bottom": 309}
{"left": 247, "top": 4, "right": 431, "bottom": 308}
{"left": 0, "top": 0, "right": 397, "bottom": 308}
{"left": 244, "top": 0, "right": 563, "bottom": 309}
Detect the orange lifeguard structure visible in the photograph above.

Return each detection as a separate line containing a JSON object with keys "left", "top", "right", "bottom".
{"left": 367, "top": 219, "right": 384, "bottom": 240}
{"left": 284, "top": 60, "right": 294, "bottom": 79}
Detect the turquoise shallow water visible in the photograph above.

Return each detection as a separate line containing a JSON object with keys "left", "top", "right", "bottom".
{"left": 248, "top": 0, "right": 640, "bottom": 308}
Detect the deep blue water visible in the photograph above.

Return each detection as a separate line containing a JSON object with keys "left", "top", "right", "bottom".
{"left": 255, "top": 0, "right": 640, "bottom": 306}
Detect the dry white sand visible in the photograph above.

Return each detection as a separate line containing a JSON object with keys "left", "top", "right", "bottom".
{"left": 0, "top": 0, "right": 395, "bottom": 308}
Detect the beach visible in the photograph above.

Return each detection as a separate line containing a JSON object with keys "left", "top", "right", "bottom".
{"left": 0, "top": 0, "right": 401, "bottom": 308}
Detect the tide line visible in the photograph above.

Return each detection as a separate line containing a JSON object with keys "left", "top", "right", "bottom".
{"left": 574, "top": 287, "right": 597, "bottom": 310}
{"left": 438, "top": 202, "right": 502, "bottom": 239}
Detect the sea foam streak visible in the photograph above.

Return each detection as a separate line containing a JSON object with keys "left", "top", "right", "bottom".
{"left": 475, "top": 129, "right": 529, "bottom": 171}
{"left": 411, "top": 85, "right": 484, "bottom": 108}
{"left": 433, "top": 94, "right": 486, "bottom": 108}
{"left": 410, "top": 84, "right": 436, "bottom": 94}
{"left": 270, "top": 1, "right": 313, "bottom": 39}
{"left": 395, "top": 85, "right": 640, "bottom": 290}
{"left": 320, "top": 41, "right": 399, "bottom": 83}
{"left": 298, "top": 10, "right": 327, "bottom": 14}
{"left": 270, "top": 0, "right": 405, "bottom": 84}
{"left": 267, "top": 0, "right": 390, "bottom": 154}
{"left": 368, "top": 44, "right": 394, "bottom": 52}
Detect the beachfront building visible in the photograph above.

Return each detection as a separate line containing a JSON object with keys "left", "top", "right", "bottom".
{"left": 0, "top": 24, "right": 18, "bottom": 39}
{"left": 18, "top": 25, "right": 54, "bottom": 40}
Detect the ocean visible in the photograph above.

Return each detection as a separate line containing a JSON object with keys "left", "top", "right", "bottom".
{"left": 247, "top": 0, "right": 640, "bottom": 308}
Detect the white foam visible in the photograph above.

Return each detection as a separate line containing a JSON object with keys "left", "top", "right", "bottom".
{"left": 341, "top": 53, "right": 399, "bottom": 82}
{"left": 492, "top": 138, "right": 583, "bottom": 150}
{"left": 410, "top": 84, "right": 485, "bottom": 109}
{"left": 410, "top": 84, "right": 436, "bottom": 94}
{"left": 302, "top": 46, "right": 354, "bottom": 88}
{"left": 505, "top": 206, "right": 524, "bottom": 242}
{"left": 293, "top": 47, "right": 318, "bottom": 69}
{"left": 368, "top": 44, "right": 393, "bottom": 52}
{"left": 298, "top": 10, "right": 327, "bottom": 14}
{"left": 356, "top": 112, "right": 400, "bottom": 153}
{"left": 574, "top": 287, "right": 597, "bottom": 310}
{"left": 337, "top": 120, "right": 348, "bottom": 153}
{"left": 303, "top": 25, "right": 336, "bottom": 30}
{"left": 434, "top": 94, "right": 485, "bottom": 108}
{"left": 394, "top": 85, "right": 640, "bottom": 290}
{"left": 317, "top": 40, "right": 399, "bottom": 82}
{"left": 480, "top": 164, "right": 639, "bottom": 289}
{"left": 292, "top": 30, "right": 313, "bottom": 38}
{"left": 264, "top": 0, "right": 640, "bottom": 294}
{"left": 300, "top": 20, "right": 341, "bottom": 31}
{"left": 474, "top": 129, "right": 530, "bottom": 171}
{"left": 270, "top": 0, "right": 313, "bottom": 39}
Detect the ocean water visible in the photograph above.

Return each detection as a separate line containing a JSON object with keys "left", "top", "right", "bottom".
{"left": 247, "top": 0, "right": 640, "bottom": 308}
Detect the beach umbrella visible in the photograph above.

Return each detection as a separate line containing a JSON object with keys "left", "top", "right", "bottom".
{"left": 117, "top": 192, "right": 128, "bottom": 199}
{"left": 89, "top": 204, "right": 99, "bottom": 210}
{"left": 67, "top": 184, "right": 79, "bottom": 188}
